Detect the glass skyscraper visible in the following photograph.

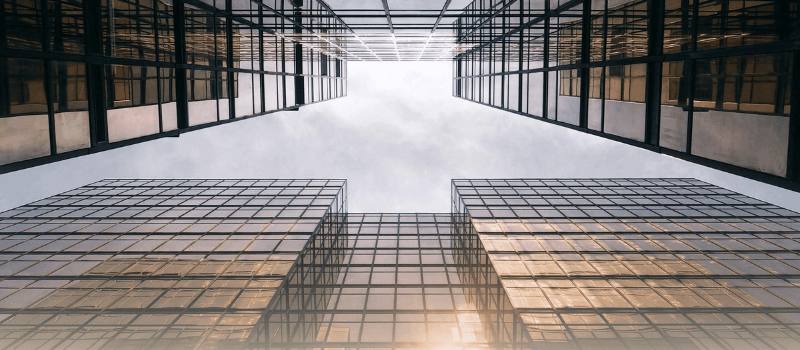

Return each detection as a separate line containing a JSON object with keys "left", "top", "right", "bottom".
{"left": 452, "top": 0, "right": 800, "bottom": 191}
{"left": 452, "top": 178, "right": 800, "bottom": 349}
{"left": 0, "top": 177, "right": 800, "bottom": 349}
{"left": 0, "top": 0, "right": 349, "bottom": 171}
{"left": 0, "top": 179, "right": 347, "bottom": 350}
{"left": 1, "top": 0, "right": 798, "bottom": 193}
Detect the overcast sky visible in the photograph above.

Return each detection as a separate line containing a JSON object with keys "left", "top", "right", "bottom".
{"left": 1, "top": 61, "right": 799, "bottom": 213}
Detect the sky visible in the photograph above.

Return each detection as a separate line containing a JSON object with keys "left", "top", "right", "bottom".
{"left": 1, "top": 61, "right": 799, "bottom": 213}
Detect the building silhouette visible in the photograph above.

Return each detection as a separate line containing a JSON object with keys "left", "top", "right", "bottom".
{"left": 1, "top": 0, "right": 798, "bottom": 192}
{"left": 0, "top": 178, "right": 799, "bottom": 349}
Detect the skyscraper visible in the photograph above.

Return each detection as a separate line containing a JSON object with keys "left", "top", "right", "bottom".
{"left": 1, "top": 177, "right": 800, "bottom": 349}
{"left": 452, "top": 178, "right": 800, "bottom": 349}
{"left": 0, "top": 178, "right": 347, "bottom": 349}
{"left": 0, "top": 0, "right": 349, "bottom": 171}
{"left": 2, "top": 1, "right": 797, "bottom": 193}
{"left": 453, "top": 0, "right": 800, "bottom": 190}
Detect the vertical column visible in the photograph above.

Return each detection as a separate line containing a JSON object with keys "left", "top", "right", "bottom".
{"left": 259, "top": 6, "right": 266, "bottom": 113}
{"left": 41, "top": 0, "right": 57, "bottom": 155}
{"left": 500, "top": 21, "right": 506, "bottom": 109}
{"left": 154, "top": 3, "right": 163, "bottom": 133}
{"left": 226, "top": 0, "right": 235, "bottom": 119}
{"left": 787, "top": 51, "right": 800, "bottom": 182}
{"left": 454, "top": 58, "right": 460, "bottom": 97}
{"left": 0, "top": 5, "right": 8, "bottom": 118}
{"left": 600, "top": 1, "right": 608, "bottom": 132}
{"left": 776, "top": 0, "right": 794, "bottom": 178}
{"left": 684, "top": 0, "right": 699, "bottom": 154}
{"left": 174, "top": 0, "right": 189, "bottom": 129}
{"left": 644, "top": 0, "right": 664, "bottom": 146}
{"left": 281, "top": 36, "right": 287, "bottom": 108}
{"left": 542, "top": 2, "right": 550, "bottom": 119}
{"left": 292, "top": 0, "right": 305, "bottom": 106}
{"left": 578, "top": 2, "right": 591, "bottom": 128}
{"left": 84, "top": 0, "right": 108, "bottom": 144}
{"left": 517, "top": 2, "right": 524, "bottom": 113}
{"left": 52, "top": 1, "right": 71, "bottom": 134}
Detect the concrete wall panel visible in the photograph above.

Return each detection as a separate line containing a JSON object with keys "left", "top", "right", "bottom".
{"left": 54, "top": 111, "right": 90, "bottom": 153}
{"left": 107, "top": 105, "right": 160, "bottom": 143}
{"left": 692, "top": 111, "right": 789, "bottom": 177}
{"left": 0, "top": 114, "right": 50, "bottom": 165}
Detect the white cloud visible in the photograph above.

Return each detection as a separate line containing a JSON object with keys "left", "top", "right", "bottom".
{"left": 0, "top": 62, "right": 798, "bottom": 213}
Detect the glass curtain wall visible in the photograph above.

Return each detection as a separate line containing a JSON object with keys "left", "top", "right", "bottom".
{"left": 1, "top": 177, "right": 800, "bottom": 348}
{"left": 0, "top": 0, "right": 348, "bottom": 170}
{"left": 0, "top": 178, "right": 346, "bottom": 350}
{"left": 453, "top": 0, "right": 800, "bottom": 190}
{"left": 453, "top": 178, "right": 800, "bottom": 349}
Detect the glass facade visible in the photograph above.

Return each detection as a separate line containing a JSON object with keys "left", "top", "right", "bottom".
{"left": 1, "top": 1, "right": 798, "bottom": 190}
{"left": 453, "top": 178, "right": 800, "bottom": 349}
{"left": 453, "top": 0, "right": 800, "bottom": 191}
{"left": 0, "top": 177, "right": 799, "bottom": 348}
{"left": 1, "top": 0, "right": 348, "bottom": 169}
{"left": 0, "top": 179, "right": 346, "bottom": 350}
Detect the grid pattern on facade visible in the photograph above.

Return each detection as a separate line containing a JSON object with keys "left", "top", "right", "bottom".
{"left": 452, "top": 178, "right": 799, "bottom": 219}
{"left": 3, "top": 0, "right": 799, "bottom": 197}
{"left": 454, "top": 178, "right": 800, "bottom": 349}
{"left": 253, "top": 213, "right": 524, "bottom": 349}
{"left": 2, "top": 178, "right": 800, "bottom": 349}
{"left": 0, "top": 0, "right": 348, "bottom": 172}
{"left": 453, "top": 0, "right": 800, "bottom": 192}
{"left": 0, "top": 179, "right": 345, "bottom": 350}
{"left": 311, "top": 0, "right": 473, "bottom": 61}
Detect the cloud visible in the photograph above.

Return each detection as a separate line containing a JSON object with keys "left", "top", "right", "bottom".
{"left": 0, "top": 62, "right": 798, "bottom": 214}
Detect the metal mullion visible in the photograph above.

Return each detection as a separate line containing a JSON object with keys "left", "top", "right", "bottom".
{"left": 431, "top": 0, "right": 453, "bottom": 35}
{"left": 210, "top": 12, "right": 219, "bottom": 121}
{"left": 226, "top": 0, "right": 234, "bottom": 119}
{"left": 543, "top": 4, "right": 550, "bottom": 120}
{"left": 644, "top": 0, "right": 664, "bottom": 146}
{"left": 501, "top": 24, "right": 506, "bottom": 108}
{"left": 685, "top": 0, "right": 699, "bottom": 154}
{"left": 774, "top": 54, "right": 790, "bottom": 115}
{"left": 459, "top": 0, "right": 582, "bottom": 57}
{"left": 259, "top": 8, "right": 266, "bottom": 114}
{"left": 458, "top": 0, "right": 531, "bottom": 46}
{"left": 0, "top": 0, "right": 10, "bottom": 117}
{"left": 787, "top": 51, "right": 800, "bottom": 182}
{"left": 153, "top": 1, "right": 163, "bottom": 133}
{"left": 291, "top": 4, "right": 304, "bottom": 107}
{"left": 38, "top": 0, "right": 58, "bottom": 157}
{"left": 579, "top": 1, "right": 591, "bottom": 129}
{"left": 173, "top": 0, "right": 189, "bottom": 130}
{"left": 517, "top": 3, "right": 524, "bottom": 112}
{"left": 379, "top": 0, "right": 394, "bottom": 34}
{"left": 598, "top": 0, "right": 610, "bottom": 132}
{"left": 553, "top": 15, "right": 560, "bottom": 121}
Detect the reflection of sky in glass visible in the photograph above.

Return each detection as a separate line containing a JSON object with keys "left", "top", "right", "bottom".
{"left": 0, "top": 179, "right": 346, "bottom": 350}
{"left": 1, "top": 178, "right": 800, "bottom": 349}
{"left": 453, "top": 178, "right": 800, "bottom": 350}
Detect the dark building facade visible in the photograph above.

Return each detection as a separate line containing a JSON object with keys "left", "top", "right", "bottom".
{"left": 0, "top": 0, "right": 348, "bottom": 171}
{"left": 0, "top": 178, "right": 800, "bottom": 349}
{"left": 452, "top": 0, "right": 800, "bottom": 191}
